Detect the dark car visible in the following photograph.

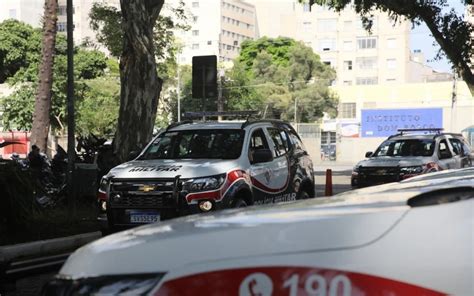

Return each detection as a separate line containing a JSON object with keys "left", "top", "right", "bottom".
{"left": 351, "top": 128, "right": 472, "bottom": 188}
{"left": 97, "top": 118, "right": 315, "bottom": 234}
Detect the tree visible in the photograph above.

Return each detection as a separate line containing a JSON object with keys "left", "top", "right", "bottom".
{"left": 306, "top": 0, "right": 474, "bottom": 94}
{"left": 89, "top": 0, "right": 190, "bottom": 162}
{"left": 0, "top": 20, "right": 41, "bottom": 83}
{"left": 30, "top": 0, "right": 58, "bottom": 152}
{"left": 227, "top": 38, "right": 338, "bottom": 122}
{"left": 0, "top": 21, "right": 110, "bottom": 135}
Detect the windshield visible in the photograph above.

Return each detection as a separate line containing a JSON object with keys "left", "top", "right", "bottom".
{"left": 373, "top": 139, "right": 435, "bottom": 157}
{"left": 140, "top": 129, "right": 245, "bottom": 160}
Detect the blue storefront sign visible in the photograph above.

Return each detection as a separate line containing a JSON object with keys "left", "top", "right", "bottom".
{"left": 361, "top": 108, "right": 443, "bottom": 138}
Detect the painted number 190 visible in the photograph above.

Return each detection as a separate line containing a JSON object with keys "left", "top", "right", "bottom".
{"left": 283, "top": 274, "right": 351, "bottom": 296}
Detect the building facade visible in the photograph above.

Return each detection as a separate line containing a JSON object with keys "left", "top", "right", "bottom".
{"left": 174, "top": 0, "right": 257, "bottom": 64}
{"left": 0, "top": 0, "right": 43, "bottom": 27}
{"left": 249, "top": 0, "right": 416, "bottom": 86}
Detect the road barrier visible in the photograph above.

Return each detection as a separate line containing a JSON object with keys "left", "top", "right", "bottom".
{"left": 325, "top": 169, "right": 333, "bottom": 196}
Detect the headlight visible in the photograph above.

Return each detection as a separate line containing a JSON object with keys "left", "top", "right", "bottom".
{"left": 98, "top": 177, "right": 109, "bottom": 193}
{"left": 42, "top": 274, "right": 165, "bottom": 296}
{"left": 400, "top": 166, "right": 424, "bottom": 174}
{"left": 183, "top": 174, "right": 226, "bottom": 192}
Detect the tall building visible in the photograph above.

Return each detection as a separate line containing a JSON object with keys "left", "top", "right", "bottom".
{"left": 174, "top": 0, "right": 257, "bottom": 64}
{"left": 56, "top": 0, "right": 120, "bottom": 45}
{"left": 0, "top": 0, "right": 43, "bottom": 27}
{"left": 249, "top": 0, "right": 413, "bottom": 86}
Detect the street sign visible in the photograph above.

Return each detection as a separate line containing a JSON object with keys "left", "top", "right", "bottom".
{"left": 192, "top": 55, "right": 217, "bottom": 99}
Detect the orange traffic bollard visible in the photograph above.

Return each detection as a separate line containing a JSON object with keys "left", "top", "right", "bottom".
{"left": 325, "top": 169, "right": 333, "bottom": 196}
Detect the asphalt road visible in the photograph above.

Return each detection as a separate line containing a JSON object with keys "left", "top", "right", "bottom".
{"left": 5, "top": 169, "right": 353, "bottom": 295}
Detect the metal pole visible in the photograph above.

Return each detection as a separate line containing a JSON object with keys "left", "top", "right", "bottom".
{"left": 294, "top": 97, "right": 297, "bottom": 131}
{"left": 451, "top": 70, "right": 457, "bottom": 131}
{"left": 66, "top": 0, "right": 76, "bottom": 213}
{"left": 177, "top": 62, "right": 181, "bottom": 122}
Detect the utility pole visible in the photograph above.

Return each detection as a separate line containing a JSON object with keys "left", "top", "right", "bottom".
{"left": 217, "top": 68, "right": 224, "bottom": 121}
{"left": 67, "top": 0, "right": 76, "bottom": 214}
{"left": 451, "top": 70, "right": 457, "bottom": 131}
{"left": 177, "top": 62, "right": 181, "bottom": 122}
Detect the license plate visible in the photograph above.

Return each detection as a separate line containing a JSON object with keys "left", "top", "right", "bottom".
{"left": 130, "top": 212, "right": 160, "bottom": 223}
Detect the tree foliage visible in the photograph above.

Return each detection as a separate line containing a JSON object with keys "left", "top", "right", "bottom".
{"left": 305, "top": 0, "right": 474, "bottom": 94}
{"left": 0, "top": 20, "right": 113, "bottom": 136}
{"left": 224, "top": 38, "right": 338, "bottom": 122}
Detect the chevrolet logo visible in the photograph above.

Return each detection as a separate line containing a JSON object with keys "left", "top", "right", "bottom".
{"left": 138, "top": 185, "right": 155, "bottom": 192}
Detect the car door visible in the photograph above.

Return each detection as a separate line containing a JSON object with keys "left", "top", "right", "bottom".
{"left": 437, "top": 138, "right": 457, "bottom": 169}
{"left": 448, "top": 138, "right": 467, "bottom": 168}
{"left": 247, "top": 128, "right": 282, "bottom": 204}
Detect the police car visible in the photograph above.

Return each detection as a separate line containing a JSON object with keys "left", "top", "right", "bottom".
{"left": 44, "top": 168, "right": 474, "bottom": 295}
{"left": 351, "top": 128, "right": 473, "bottom": 188}
{"left": 97, "top": 115, "right": 315, "bottom": 233}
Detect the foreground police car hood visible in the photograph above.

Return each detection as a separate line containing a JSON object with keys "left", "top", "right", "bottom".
{"left": 60, "top": 172, "right": 473, "bottom": 279}
{"left": 356, "top": 156, "right": 428, "bottom": 167}
{"left": 108, "top": 159, "right": 238, "bottom": 179}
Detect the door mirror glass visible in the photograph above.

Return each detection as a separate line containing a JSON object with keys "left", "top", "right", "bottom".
{"left": 251, "top": 149, "right": 274, "bottom": 164}
{"left": 365, "top": 151, "right": 373, "bottom": 158}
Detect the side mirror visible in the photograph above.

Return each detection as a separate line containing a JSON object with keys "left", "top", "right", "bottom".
{"left": 365, "top": 151, "right": 373, "bottom": 158}
{"left": 251, "top": 149, "right": 274, "bottom": 164}
{"left": 128, "top": 151, "right": 140, "bottom": 161}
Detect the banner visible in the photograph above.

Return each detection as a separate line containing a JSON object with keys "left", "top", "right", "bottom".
{"left": 361, "top": 108, "right": 443, "bottom": 138}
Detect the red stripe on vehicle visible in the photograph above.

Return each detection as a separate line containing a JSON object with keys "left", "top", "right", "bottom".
{"left": 155, "top": 266, "right": 446, "bottom": 296}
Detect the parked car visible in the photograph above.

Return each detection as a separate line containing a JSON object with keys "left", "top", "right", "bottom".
{"left": 97, "top": 117, "right": 315, "bottom": 234}
{"left": 351, "top": 128, "right": 472, "bottom": 188}
{"left": 43, "top": 169, "right": 474, "bottom": 295}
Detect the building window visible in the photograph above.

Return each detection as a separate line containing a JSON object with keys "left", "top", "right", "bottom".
{"left": 319, "top": 38, "right": 336, "bottom": 51}
{"left": 9, "top": 9, "right": 17, "bottom": 19}
{"left": 356, "top": 77, "right": 378, "bottom": 85}
{"left": 192, "top": 30, "right": 199, "bottom": 36}
{"left": 233, "top": 40, "right": 238, "bottom": 46}
{"left": 193, "top": 16, "right": 198, "bottom": 22}
{"left": 339, "top": 103, "right": 356, "bottom": 118}
{"left": 303, "top": 21, "right": 312, "bottom": 32}
{"left": 386, "top": 58, "right": 397, "bottom": 69}
{"left": 57, "top": 5, "right": 67, "bottom": 15}
{"left": 227, "top": 45, "right": 232, "bottom": 50}
{"left": 343, "top": 80, "right": 352, "bottom": 86}
{"left": 343, "top": 40, "right": 353, "bottom": 51}
{"left": 303, "top": 3, "right": 311, "bottom": 12}
{"left": 192, "top": 43, "right": 199, "bottom": 49}
{"left": 57, "top": 22, "right": 67, "bottom": 32}
{"left": 356, "top": 57, "right": 377, "bottom": 70}
{"left": 343, "top": 20, "right": 352, "bottom": 30}
{"left": 317, "top": 19, "right": 337, "bottom": 32}
{"left": 343, "top": 60, "right": 353, "bottom": 70}
{"left": 386, "top": 78, "right": 397, "bottom": 83}
{"left": 207, "top": 40, "right": 212, "bottom": 45}
{"left": 192, "top": 2, "right": 199, "bottom": 8}
{"left": 387, "top": 38, "right": 397, "bottom": 49}
{"left": 357, "top": 37, "right": 377, "bottom": 49}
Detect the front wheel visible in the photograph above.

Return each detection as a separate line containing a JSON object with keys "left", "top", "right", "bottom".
{"left": 231, "top": 198, "right": 247, "bottom": 208}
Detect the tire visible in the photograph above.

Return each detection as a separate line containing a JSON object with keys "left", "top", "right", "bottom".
{"left": 232, "top": 198, "right": 247, "bottom": 208}
{"left": 298, "top": 190, "right": 310, "bottom": 200}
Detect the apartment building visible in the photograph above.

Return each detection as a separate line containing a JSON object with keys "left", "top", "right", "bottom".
{"left": 174, "top": 0, "right": 257, "bottom": 64}
{"left": 0, "top": 0, "right": 43, "bottom": 27}
{"left": 250, "top": 0, "right": 413, "bottom": 86}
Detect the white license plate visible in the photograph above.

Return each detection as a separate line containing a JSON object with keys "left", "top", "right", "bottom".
{"left": 130, "top": 213, "right": 159, "bottom": 223}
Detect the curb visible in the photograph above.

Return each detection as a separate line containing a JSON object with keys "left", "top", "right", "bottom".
{"left": 0, "top": 231, "right": 101, "bottom": 265}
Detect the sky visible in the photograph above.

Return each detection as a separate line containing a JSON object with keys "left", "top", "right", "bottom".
{"left": 410, "top": 0, "right": 467, "bottom": 73}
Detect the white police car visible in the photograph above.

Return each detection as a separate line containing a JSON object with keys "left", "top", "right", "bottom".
{"left": 97, "top": 117, "right": 315, "bottom": 233}
{"left": 44, "top": 169, "right": 473, "bottom": 295}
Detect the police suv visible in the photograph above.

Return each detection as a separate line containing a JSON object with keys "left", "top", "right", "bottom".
{"left": 97, "top": 117, "right": 315, "bottom": 233}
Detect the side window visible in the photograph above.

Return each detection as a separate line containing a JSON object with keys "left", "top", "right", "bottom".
{"left": 448, "top": 139, "right": 462, "bottom": 155}
{"left": 268, "top": 128, "right": 288, "bottom": 157}
{"left": 248, "top": 129, "right": 269, "bottom": 163}
{"left": 438, "top": 139, "right": 452, "bottom": 159}
{"left": 289, "top": 131, "right": 305, "bottom": 151}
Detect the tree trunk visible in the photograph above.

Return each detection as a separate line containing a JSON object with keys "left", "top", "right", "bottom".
{"left": 30, "top": 0, "right": 58, "bottom": 152}
{"left": 114, "top": 0, "right": 164, "bottom": 163}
